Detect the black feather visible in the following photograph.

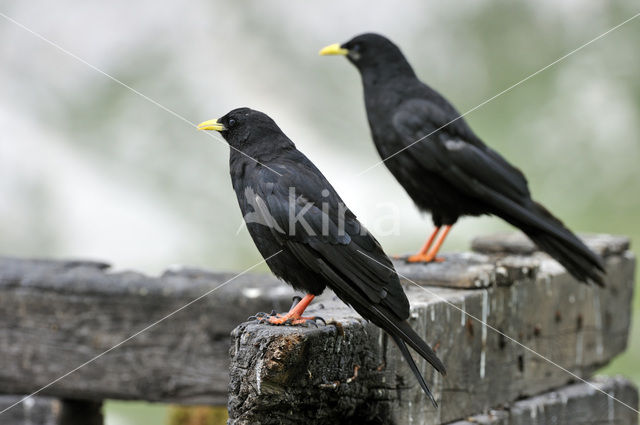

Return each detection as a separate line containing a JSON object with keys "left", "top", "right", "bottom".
{"left": 334, "top": 33, "right": 605, "bottom": 285}
{"left": 392, "top": 334, "right": 438, "bottom": 408}
{"left": 213, "top": 107, "right": 445, "bottom": 401}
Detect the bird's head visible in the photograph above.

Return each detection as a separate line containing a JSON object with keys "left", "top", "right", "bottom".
{"left": 320, "top": 33, "right": 413, "bottom": 77}
{"left": 198, "top": 107, "right": 288, "bottom": 151}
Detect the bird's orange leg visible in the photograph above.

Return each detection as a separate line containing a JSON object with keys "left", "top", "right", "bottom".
{"left": 412, "top": 227, "right": 440, "bottom": 256}
{"left": 407, "top": 225, "right": 451, "bottom": 263}
{"left": 261, "top": 294, "right": 319, "bottom": 325}
{"left": 398, "top": 227, "right": 439, "bottom": 261}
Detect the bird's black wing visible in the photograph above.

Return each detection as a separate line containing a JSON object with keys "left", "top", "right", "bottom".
{"left": 249, "top": 155, "right": 446, "bottom": 391}
{"left": 392, "top": 98, "right": 603, "bottom": 262}
{"left": 252, "top": 159, "right": 446, "bottom": 381}
{"left": 253, "top": 158, "right": 410, "bottom": 320}
{"left": 392, "top": 98, "right": 531, "bottom": 203}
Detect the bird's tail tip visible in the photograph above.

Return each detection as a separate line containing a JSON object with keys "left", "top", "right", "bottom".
{"left": 523, "top": 202, "right": 607, "bottom": 286}
{"left": 391, "top": 334, "right": 439, "bottom": 408}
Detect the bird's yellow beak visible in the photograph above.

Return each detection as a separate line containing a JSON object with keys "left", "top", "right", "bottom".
{"left": 197, "top": 118, "right": 225, "bottom": 132}
{"left": 319, "top": 43, "right": 349, "bottom": 56}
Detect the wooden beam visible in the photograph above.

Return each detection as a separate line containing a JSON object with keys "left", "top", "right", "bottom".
{"left": 227, "top": 234, "right": 634, "bottom": 424}
{"left": 0, "top": 233, "right": 633, "bottom": 418}
{"left": 450, "top": 376, "right": 638, "bottom": 424}
{"left": 0, "top": 396, "right": 60, "bottom": 425}
{"left": 0, "top": 258, "right": 295, "bottom": 405}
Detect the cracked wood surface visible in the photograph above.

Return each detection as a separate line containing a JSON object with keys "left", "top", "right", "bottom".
{"left": 227, "top": 234, "right": 635, "bottom": 425}
{"left": 0, "top": 258, "right": 295, "bottom": 404}
{"left": 0, "top": 233, "right": 634, "bottom": 422}
{"left": 448, "top": 376, "right": 638, "bottom": 425}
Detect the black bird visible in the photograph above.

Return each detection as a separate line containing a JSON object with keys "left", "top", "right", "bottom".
{"left": 198, "top": 108, "right": 445, "bottom": 405}
{"left": 320, "top": 33, "right": 605, "bottom": 286}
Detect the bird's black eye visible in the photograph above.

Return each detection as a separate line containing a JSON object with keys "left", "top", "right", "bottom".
{"left": 348, "top": 43, "right": 364, "bottom": 60}
{"left": 228, "top": 118, "right": 236, "bottom": 127}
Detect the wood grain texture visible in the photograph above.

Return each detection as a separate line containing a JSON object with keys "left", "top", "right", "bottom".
{"left": 0, "top": 233, "right": 633, "bottom": 423}
{"left": 0, "top": 257, "right": 296, "bottom": 405}
{"left": 449, "top": 376, "right": 638, "bottom": 425}
{"left": 228, "top": 235, "right": 635, "bottom": 424}
{"left": 398, "top": 233, "right": 629, "bottom": 288}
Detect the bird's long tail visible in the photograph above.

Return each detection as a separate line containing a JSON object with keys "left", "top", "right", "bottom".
{"left": 508, "top": 201, "right": 605, "bottom": 286}
{"left": 391, "top": 334, "right": 438, "bottom": 407}
{"left": 370, "top": 305, "right": 445, "bottom": 407}
{"left": 298, "top": 244, "right": 447, "bottom": 405}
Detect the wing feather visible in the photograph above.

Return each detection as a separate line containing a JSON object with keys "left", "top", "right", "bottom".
{"left": 253, "top": 158, "right": 410, "bottom": 320}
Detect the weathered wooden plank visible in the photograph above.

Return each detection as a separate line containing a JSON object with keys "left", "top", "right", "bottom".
{"left": 0, "top": 257, "right": 295, "bottom": 404}
{"left": 396, "top": 233, "right": 629, "bottom": 289}
{"left": 471, "top": 233, "right": 630, "bottom": 257}
{"left": 392, "top": 252, "right": 539, "bottom": 289}
{"left": 227, "top": 235, "right": 635, "bottom": 425}
{"left": 393, "top": 252, "right": 497, "bottom": 289}
{"left": 0, "top": 395, "right": 59, "bottom": 425}
{"left": 449, "top": 376, "right": 638, "bottom": 425}
{"left": 0, "top": 234, "right": 633, "bottom": 412}
{"left": 0, "top": 396, "right": 104, "bottom": 425}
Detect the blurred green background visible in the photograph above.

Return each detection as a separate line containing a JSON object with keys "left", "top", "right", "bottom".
{"left": 1, "top": 1, "right": 638, "bottom": 423}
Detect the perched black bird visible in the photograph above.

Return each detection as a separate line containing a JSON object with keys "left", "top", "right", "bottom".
{"left": 198, "top": 108, "right": 446, "bottom": 405}
{"left": 320, "top": 33, "right": 605, "bottom": 285}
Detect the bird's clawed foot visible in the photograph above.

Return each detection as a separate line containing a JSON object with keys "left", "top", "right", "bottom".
{"left": 266, "top": 313, "right": 325, "bottom": 327}
{"left": 406, "top": 254, "right": 445, "bottom": 263}
{"left": 248, "top": 311, "right": 325, "bottom": 327}
{"left": 247, "top": 294, "right": 325, "bottom": 327}
{"left": 406, "top": 225, "right": 452, "bottom": 264}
